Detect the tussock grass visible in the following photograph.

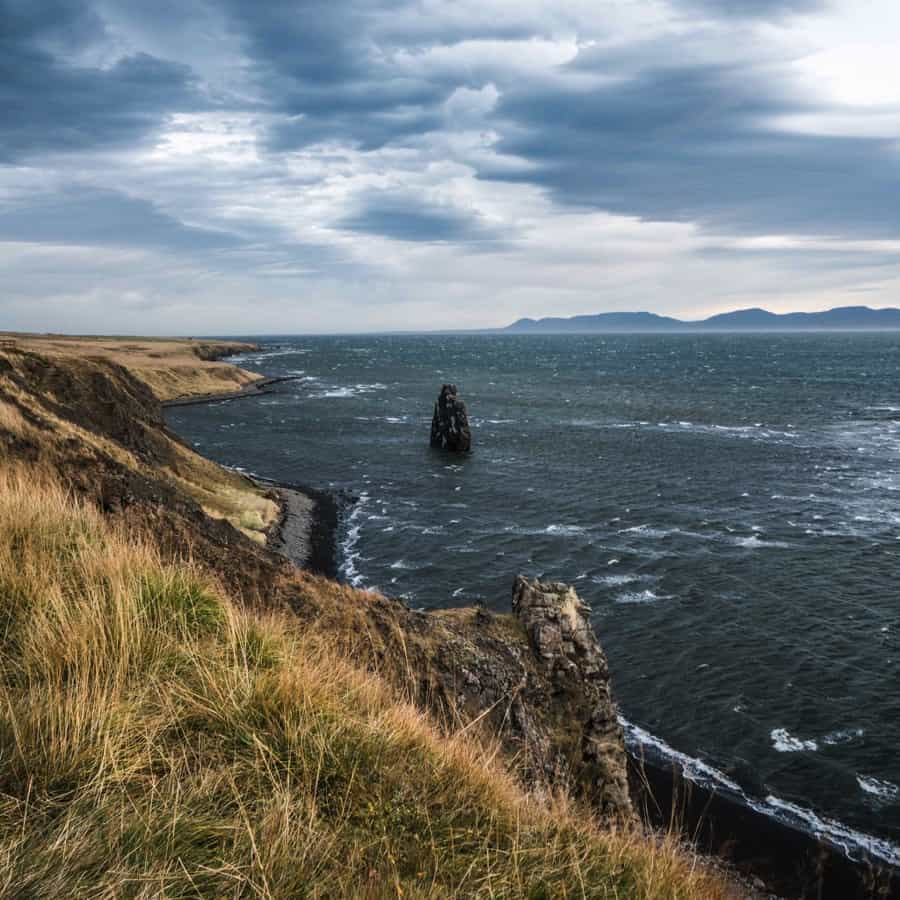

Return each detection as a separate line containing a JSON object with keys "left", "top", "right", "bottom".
{"left": 0, "top": 471, "right": 737, "bottom": 898}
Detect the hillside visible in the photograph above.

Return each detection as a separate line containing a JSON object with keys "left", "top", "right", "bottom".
{"left": 0, "top": 338, "right": 738, "bottom": 898}
{"left": 0, "top": 333, "right": 262, "bottom": 401}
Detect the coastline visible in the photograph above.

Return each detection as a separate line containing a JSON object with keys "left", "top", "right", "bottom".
{"left": 630, "top": 753, "right": 899, "bottom": 899}
{"left": 186, "top": 344, "right": 900, "bottom": 899}
{"left": 58, "top": 336, "right": 890, "bottom": 898}
{"left": 156, "top": 362, "right": 341, "bottom": 580}
{"left": 161, "top": 374, "right": 302, "bottom": 407}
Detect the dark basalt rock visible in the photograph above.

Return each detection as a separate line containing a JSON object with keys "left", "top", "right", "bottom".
{"left": 430, "top": 384, "right": 471, "bottom": 452}
{"left": 407, "top": 575, "right": 634, "bottom": 821}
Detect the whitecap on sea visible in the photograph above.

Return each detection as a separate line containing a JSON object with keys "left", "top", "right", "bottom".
{"left": 822, "top": 728, "right": 865, "bottom": 746}
{"left": 771, "top": 728, "right": 818, "bottom": 753}
{"left": 857, "top": 776, "right": 899, "bottom": 803}
{"left": 615, "top": 589, "right": 668, "bottom": 605}
{"left": 545, "top": 524, "right": 588, "bottom": 536}
{"left": 593, "top": 573, "right": 645, "bottom": 586}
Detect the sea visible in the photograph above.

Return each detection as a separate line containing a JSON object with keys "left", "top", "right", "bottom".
{"left": 166, "top": 332, "right": 900, "bottom": 865}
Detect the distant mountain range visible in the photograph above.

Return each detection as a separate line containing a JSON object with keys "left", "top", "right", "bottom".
{"left": 505, "top": 306, "right": 900, "bottom": 333}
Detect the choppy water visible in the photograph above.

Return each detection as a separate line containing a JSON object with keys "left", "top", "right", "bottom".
{"left": 167, "top": 333, "right": 900, "bottom": 860}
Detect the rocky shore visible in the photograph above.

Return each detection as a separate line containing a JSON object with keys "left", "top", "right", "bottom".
{"left": 263, "top": 478, "right": 341, "bottom": 578}
{"left": 161, "top": 374, "right": 303, "bottom": 408}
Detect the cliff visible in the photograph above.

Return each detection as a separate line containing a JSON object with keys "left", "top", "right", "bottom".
{"left": 0, "top": 337, "right": 736, "bottom": 897}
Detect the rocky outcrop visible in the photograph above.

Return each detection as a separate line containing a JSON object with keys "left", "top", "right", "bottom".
{"left": 430, "top": 384, "right": 471, "bottom": 452}
{"left": 392, "top": 576, "right": 633, "bottom": 821}
{"left": 512, "top": 576, "right": 631, "bottom": 814}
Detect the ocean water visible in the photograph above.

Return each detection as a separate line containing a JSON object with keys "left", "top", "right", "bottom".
{"left": 167, "top": 333, "right": 900, "bottom": 860}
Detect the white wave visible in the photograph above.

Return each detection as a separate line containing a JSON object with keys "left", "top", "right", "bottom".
{"left": 227, "top": 347, "right": 305, "bottom": 364}
{"left": 771, "top": 728, "right": 818, "bottom": 753}
{"left": 593, "top": 573, "right": 647, "bottom": 586}
{"left": 618, "top": 524, "right": 710, "bottom": 541}
{"left": 857, "top": 776, "right": 899, "bottom": 802}
{"left": 545, "top": 524, "right": 588, "bottom": 536}
{"left": 312, "top": 387, "right": 357, "bottom": 399}
{"left": 622, "top": 717, "right": 900, "bottom": 867}
{"left": 822, "top": 728, "right": 865, "bottom": 746}
{"left": 499, "top": 523, "right": 587, "bottom": 537}
{"left": 620, "top": 718, "right": 743, "bottom": 794}
{"left": 615, "top": 589, "right": 668, "bottom": 605}
{"left": 618, "top": 524, "right": 675, "bottom": 538}
{"left": 339, "top": 492, "right": 370, "bottom": 588}
{"left": 389, "top": 559, "right": 417, "bottom": 570}
{"left": 763, "top": 795, "right": 900, "bottom": 866}
{"left": 601, "top": 420, "right": 804, "bottom": 442}
{"left": 309, "top": 382, "right": 387, "bottom": 400}
{"left": 732, "top": 535, "right": 792, "bottom": 549}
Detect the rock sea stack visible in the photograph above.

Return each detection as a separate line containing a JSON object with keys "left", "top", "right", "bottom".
{"left": 430, "top": 383, "right": 471, "bottom": 452}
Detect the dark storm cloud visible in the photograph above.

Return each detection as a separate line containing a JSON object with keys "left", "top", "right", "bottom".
{"left": 3, "top": 0, "right": 899, "bottom": 254}
{"left": 0, "top": 0, "right": 200, "bottom": 161}
{"left": 491, "top": 61, "right": 900, "bottom": 238}
{"left": 0, "top": 185, "right": 241, "bottom": 250}
{"left": 207, "top": 0, "right": 900, "bottom": 241}
{"left": 337, "top": 191, "right": 501, "bottom": 243}
{"left": 215, "top": 0, "right": 469, "bottom": 150}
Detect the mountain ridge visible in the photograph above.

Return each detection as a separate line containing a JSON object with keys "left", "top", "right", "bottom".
{"left": 506, "top": 305, "right": 900, "bottom": 332}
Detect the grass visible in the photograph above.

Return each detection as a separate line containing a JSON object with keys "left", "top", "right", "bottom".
{"left": 0, "top": 334, "right": 261, "bottom": 401}
{"left": 0, "top": 347, "right": 280, "bottom": 541}
{"left": 0, "top": 470, "right": 737, "bottom": 899}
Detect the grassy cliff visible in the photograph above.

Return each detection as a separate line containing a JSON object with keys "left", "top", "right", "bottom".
{"left": 0, "top": 337, "right": 739, "bottom": 898}
{"left": 0, "top": 334, "right": 262, "bottom": 401}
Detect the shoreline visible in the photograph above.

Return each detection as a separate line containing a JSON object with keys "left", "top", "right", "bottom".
{"left": 160, "top": 365, "right": 343, "bottom": 579}
{"left": 630, "top": 754, "right": 899, "bottom": 899}
{"left": 161, "top": 374, "right": 301, "bottom": 408}
{"left": 260, "top": 476, "right": 342, "bottom": 580}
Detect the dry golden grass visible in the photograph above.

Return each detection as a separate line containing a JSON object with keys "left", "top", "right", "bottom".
{"left": 0, "top": 469, "right": 739, "bottom": 899}
{"left": 0, "top": 333, "right": 261, "bottom": 401}
{"left": 0, "top": 349, "right": 278, "bottom": 541}
{"left": 164, "top": 443, "right": 279, "bottom": 541}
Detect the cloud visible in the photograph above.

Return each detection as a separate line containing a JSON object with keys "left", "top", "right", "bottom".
{"left": 491, "top": 57, "right": 900, "bottom": 238}
{"left": 2, "top": 0, "right": 900, "bottom": 333}
{"left": 337, "top": 189, "right": 502, "bottom": 243}
{"left": 0, "top": 0, "right": 201, "bottom": 161}
{"left": 0, "top": 185, "right": 241, "bottom": 250}
{"left": 681, "top": 0, "right": 824, "bottom": 17}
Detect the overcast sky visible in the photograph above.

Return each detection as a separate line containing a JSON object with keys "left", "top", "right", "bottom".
{"left": 3, "top": 0, "right": 900, "bottom": 334}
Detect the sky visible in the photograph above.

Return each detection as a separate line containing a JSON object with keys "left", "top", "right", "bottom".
{"left": 2, "top": 0, "right": 900, "bottom": 334}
